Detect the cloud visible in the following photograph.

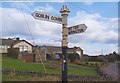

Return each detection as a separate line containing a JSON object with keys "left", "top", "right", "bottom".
{"left": 68, "top": 42, "right": 118, "bottom": 55}
{"left": 33, "top": 4, "right": 58, "bottom": 14}
{"left": 84, "top": 2, "right": 94, "bottom": 5}
{"left": 10, "top": 2, "right": 35, "bottom": 13}
{"left": 32, "top": 39, "right": 61, "bottom": 46}
{"left": 1, "top": 3, "right": 118, "bottom": 55}
{"left": 68, "top": 11, "right": 118, "bottom": 44}
{"left": 1, "top": 7, "right": 61, "bottom": 42}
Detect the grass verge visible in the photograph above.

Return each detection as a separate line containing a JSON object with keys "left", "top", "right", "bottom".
{"left": 2, "top": 56, "right": 99, "bottom": 81}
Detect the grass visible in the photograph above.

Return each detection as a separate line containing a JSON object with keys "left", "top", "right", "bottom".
{"left": 99, "top": 62, "right": 109, "bottom": 68}
{"left": 2, "top": 74, "right": 60, "bottom": 81}
{"left": 46, "top": 60, "right": 97, "bottom": 70}
{"left": 2, "top": 74, "right": 33, "bottom": 81}
{"left": 2, "top": 57, "right": 61, "bottom": 74}
{"left": 2, "top": 57, "right": 99, "bottom": 81}
{"left": 46, "top": 60, "right": 99, "bottom": 76}
{"left": 0, "top": 57, "right": 2, "bottom": 82}
{"left": 68, "top": 67, "right": 98, "bottom": 76}
{"left": 68, "top": 63, "right": 96, "bottom": 71}
{"left": 0, "top": 57, "right": 2, "bottom": 69}
{"left": 68, "top": 63, "right": 98, "bottom": 76}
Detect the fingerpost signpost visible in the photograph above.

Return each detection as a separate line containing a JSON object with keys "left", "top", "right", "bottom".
{"left": 32, "top": 4, "right": 87, "bottom": 82}
{"left": 59, "top": 5, "right": 70, "bottom": 82}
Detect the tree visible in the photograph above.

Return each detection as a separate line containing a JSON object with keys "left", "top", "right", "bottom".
{"left": 113, "top": 51, "right": 117, "bottom": 55}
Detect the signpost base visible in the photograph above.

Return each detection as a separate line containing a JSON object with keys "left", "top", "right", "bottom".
{"left": 62, "top": 46, "right": 68, "bottom": 82}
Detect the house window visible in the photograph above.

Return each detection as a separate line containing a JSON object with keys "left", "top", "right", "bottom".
{"left": 0, "top": 45, "right": 5, "bottom": 50}
{"left": 7, "top": 46, "right": 11, "bottom": 48}
{"left": 24, "top": 46, "right": 28, "bottom": 51}
{"left": 19, "top": 45, "right": 28, "bottom": 52}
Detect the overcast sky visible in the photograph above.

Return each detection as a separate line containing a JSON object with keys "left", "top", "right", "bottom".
{"left": 1, "top": 1, "right": 119, "bottom": 55}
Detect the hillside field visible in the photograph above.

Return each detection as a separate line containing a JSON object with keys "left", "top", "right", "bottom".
{"left": 2, "top": 57, "right": 99, "bottom": 81}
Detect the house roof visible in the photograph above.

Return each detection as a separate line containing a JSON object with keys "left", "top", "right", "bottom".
{"left": 39, "top": 46, "right": 83, "bottom": 53}
{"left": 39, "top": 46, "right": 61, "bottom": 53}
{"left": 0, "top": 38, "right": 33, "bottom": 46}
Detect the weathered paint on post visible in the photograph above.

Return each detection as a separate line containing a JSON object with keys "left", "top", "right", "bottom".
{"left": 60, "top": 4, "right": 70, "bottom": 82}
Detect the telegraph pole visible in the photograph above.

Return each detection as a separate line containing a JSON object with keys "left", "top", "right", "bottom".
{"left": 60, "top": 4, "right": 70, "bottom": 82}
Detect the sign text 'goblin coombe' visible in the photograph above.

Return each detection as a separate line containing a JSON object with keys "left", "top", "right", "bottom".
{"left": 32, "top": 11, "right": 62, "bottom": 24}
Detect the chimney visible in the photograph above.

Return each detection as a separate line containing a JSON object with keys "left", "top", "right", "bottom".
{"left": 11, "top": 37, "right": 20, "bottom": 40}
{"left": 16, "top": 37, "right": 20, "bottom": 40}
{"left": 8, "top": 38, "right": 11, "bottom": 40}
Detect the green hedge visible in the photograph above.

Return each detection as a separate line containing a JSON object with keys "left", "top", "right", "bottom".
{"left": 68, "top": 53, "right": 79, "bottom": 62}
{"left": 7, "top": 48, "right": 19, "bottom": 58}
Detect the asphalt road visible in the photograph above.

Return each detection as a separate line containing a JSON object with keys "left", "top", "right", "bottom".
{"left": 103, "top": 63, "right": 118, "bottom": 81}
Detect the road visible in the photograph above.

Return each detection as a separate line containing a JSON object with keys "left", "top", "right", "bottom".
{"left": 102, "top": 63, "right": 118, "bottom": 81}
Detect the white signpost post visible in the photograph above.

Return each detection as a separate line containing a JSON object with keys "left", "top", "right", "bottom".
{"left": 32, "top": 5, "right": 87, "bottom": 82}
{"left": 68, "top": 24, "right": 87, "bottom": 35}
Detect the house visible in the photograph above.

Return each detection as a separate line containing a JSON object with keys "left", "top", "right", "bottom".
{"left": 0, "top": 37, "right": 36, "bottom": 62}
{"left": 0, "top": 38, "right": 84, "bottom": 62}
{"left": 0, "top": 37, "right": 33, "bottom": 55}
{"left": 68, "top": 46, "right": 83, "bottom": 58}
{"left": 38, "top": 46, "right": 83, "bottom": 60}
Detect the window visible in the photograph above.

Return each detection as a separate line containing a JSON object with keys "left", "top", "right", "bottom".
{"left": 19, "top": 45, "right": 28, "bottom": 52}
{"left": 24, "top": 46, "right": 28, "bottom": 51}
{"left": 7, "top": 46, "right": 11, "bottom": 48}
{"left": 0, "top": 45, "right": 5, "bottom": 50}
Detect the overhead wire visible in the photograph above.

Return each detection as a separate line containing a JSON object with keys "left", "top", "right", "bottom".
{"left": 18, "top": 2, "right": 47, "bottom": 73}
{"left": 19, "top": 2, "right": 35, "bottom": 44}
{"left": 67, "top": 2, "right": 99, "bottom": 18}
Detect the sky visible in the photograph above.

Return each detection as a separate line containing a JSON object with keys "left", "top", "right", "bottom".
{"left": 0, "top": 1, "right": 119, "bottom": 55}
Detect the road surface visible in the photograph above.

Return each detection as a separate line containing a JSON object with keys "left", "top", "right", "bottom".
{"left": 102, "top": 63, "right": 118, "bottom": 81}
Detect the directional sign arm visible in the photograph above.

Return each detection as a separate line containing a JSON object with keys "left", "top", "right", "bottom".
{"left": 68, "top": 24, "right": 87, "bottom": 35}
{"left": 32, "top": 11, "right": 62, "bottom": 24}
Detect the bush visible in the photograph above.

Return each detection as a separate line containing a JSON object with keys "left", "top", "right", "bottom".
{"left": 85, "top": 62, "right": 88, "bottom": 65}
{"left": 68, "top": 53, "right": 79, "bottom": 62}
{"left": 99, "top": 62, "right": 109, "bottom": 68}
{"left": 7, "top": 48, "right": 19, "bottom": 58}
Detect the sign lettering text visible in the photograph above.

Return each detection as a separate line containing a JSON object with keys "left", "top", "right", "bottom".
{"left": 32, "top": 11, "right": 62, "bottom": 24}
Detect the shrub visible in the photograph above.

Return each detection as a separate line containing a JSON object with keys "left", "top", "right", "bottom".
{"left": 68, "top": 53, "right": 79, "bottom": 62}
{"left": 85, "top": 62, "right": 88, "bottom": 65}
{"left": 7, "top": 48, "right": 19, "bottom": 58}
